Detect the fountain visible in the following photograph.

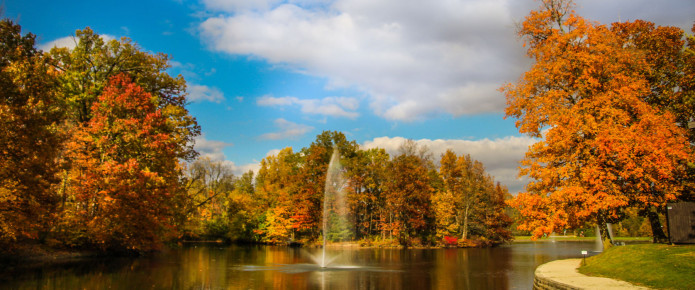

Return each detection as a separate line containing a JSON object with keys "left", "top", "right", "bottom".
{"left": 240, "top": 145, "right": 380, "bottom": 275}
{"left": 319, "top": 145, "right": 348, "bottom": 268}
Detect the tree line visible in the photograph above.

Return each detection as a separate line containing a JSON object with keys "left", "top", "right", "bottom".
{"left": 183, "top": 131, "right": 512, "bottom": 247}
{"left": 0, "top": 19, "right": 511, "bottom": 253}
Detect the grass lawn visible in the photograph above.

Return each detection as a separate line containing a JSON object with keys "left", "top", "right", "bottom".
{"left": 578, "top": 243, "right": 695, "bottom": 289}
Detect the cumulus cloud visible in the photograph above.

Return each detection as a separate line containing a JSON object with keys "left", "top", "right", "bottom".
{"left": 257, "top": 95, "right": 359, "bottom": 118}
{"left": 39, "top": 34, "right": 116, "bottom": 51}
{"left": 198, "top": 0, "right": 694, "bottom": 121}
{"left": 259, "top": 118, "right": 314, "bottom": 140}
{"left": 188, "top": 84, "right": 226, "bottom": 103}
{"left": 198, "top": 0, "right": 528, "bottom": 121}
{"left": 362, "top": 136, "right": 538, "bottom": 194}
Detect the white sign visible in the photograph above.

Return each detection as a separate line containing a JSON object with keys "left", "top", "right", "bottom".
{"left": 581, "top": 251, "right": 588, "bottom": 255}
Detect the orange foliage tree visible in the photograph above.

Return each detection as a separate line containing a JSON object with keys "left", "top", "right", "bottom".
{"left": 0, "top": 19, "right": 63, "bottom": 247}
{"left": 504, "top": 0, "right": 691, "bottom": 245}
{"left": 254, "top": 147, "right": 300, "bottom": 243}
{"left": 383, "top": 141, "right": 435, "bottom": 245}
{"left": 64, "top": 74, "right": 185, "bottom": 251}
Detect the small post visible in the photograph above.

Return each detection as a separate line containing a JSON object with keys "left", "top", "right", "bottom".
{"left": 581, "top": 250, "right": 588, "bottom": 266}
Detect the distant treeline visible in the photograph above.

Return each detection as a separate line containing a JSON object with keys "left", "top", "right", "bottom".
{"left": 184, "top": 131, "right": 513, "bottom": 247}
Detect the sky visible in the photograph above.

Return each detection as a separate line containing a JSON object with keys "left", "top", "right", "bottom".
{"left": 5, "top": 0, "right": 694, "bottom": 194}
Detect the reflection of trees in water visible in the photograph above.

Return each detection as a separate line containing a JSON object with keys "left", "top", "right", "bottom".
{"left": 4, "top": 243, "right": 604, "bottom": 289}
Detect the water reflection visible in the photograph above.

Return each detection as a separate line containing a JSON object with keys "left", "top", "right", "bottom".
{"left": 3, "top": 242, "right": 606, "bottom": 289}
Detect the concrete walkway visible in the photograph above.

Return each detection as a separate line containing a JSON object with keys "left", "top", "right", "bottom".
{"left": 533, "top": 259, "right": 651, "bottom": 289}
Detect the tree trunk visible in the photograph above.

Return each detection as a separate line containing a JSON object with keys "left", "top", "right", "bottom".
{"left": 646, "top": 206, "right": 668, "bottom": 243}
{"left": 461, "top": 204, "right": 469, "bottom": 240}
{"left": 389, "top": 212, "right": 393, "bottom": 240}
{"left": 597, "top": 213, "right": 613, "bottom": 250}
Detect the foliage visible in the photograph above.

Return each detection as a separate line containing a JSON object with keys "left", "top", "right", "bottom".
{"left": 384, "top": 150, "right": 435, "bottom": 245}
{"left": 181, "top": 157, "right": 235, "bottom": 240}
{"left": 437, "top": 150, "right": 512, "bottom": 245}
{"left": 63, "top": 74, "right": 184, "bottom": 251}
{"left": 503, "top": 0, "right": 692, "bottom": 244}
{"left": 0, "top": 19, "right": 63, "bottom": 248}
{"left": 188, "top": 131, "right": 514, "bottom": 247}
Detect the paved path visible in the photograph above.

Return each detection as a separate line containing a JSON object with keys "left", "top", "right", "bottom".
{"left": 534, "top": 259, "right": 651, "bottom": 289}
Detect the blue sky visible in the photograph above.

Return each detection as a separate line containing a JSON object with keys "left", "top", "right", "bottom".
{"left": 5, "top": 0, "right": 694, "bottom": 193}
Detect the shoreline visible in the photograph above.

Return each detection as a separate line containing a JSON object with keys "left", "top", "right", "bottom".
{"left": 1, "top": 237, "right": 651, "bottom": 270}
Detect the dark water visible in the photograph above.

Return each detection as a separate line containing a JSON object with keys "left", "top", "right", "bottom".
{"left": 2, "top": 241, "right": 602, "bottom": 289}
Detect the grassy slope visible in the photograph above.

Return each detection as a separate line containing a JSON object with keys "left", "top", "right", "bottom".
{"left": 578, "top": 244, "right": 695, "bottom": 289}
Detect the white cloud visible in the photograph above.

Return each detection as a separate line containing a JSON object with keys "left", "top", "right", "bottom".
{"left": 188, "top": 84, "right": 226, "bottom": 103}
{"left": 257, "top": 95, "right": 297, "bottom": 106}
{"left": 362, "top": 135, "right": 538, "bottom": 194}
{"left": 265, "top": 148, "right": 282, "bottom": 157}
{"left": 257, "top": 95, "right": 359, "bottom": 119}
{"left": 197, "top": 0, "right": 694, "bottom": 122}
{"left": 198, "top": 0, "right": 531, "bottom": 121}
{"left": 259, "top": 118, "right": 314, "bottom": 140}
{"left": 233, "top": 162, "right": 261, "bottom": 176}
{"left": 39, "top": 34, "right": 116, "bottom": 51}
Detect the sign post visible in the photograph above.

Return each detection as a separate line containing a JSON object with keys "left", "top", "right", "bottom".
{"left": 581, "top": 250, "right": 588, "bottom": 266}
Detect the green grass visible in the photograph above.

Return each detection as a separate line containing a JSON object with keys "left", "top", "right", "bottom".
{"left": 578, "top": 243, "right": 695, "bottom": 289}
{"left": 512, "top": 236, "right": 651, "bottom": 243}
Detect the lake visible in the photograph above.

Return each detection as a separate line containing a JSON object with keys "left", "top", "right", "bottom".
{"left": 3, "top": 241, "right": 604, "bottom": 289}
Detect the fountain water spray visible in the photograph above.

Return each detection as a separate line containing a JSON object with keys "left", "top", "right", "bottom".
{"left": 320, "top": 145, "right": 347, "bottom": 268}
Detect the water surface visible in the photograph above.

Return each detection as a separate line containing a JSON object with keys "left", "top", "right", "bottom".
{"left": 3, "top": 241, "right": 604, "bottom": 289}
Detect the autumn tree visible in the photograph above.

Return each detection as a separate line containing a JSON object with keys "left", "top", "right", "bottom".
{"left": 383, "top": 140, "right": 435, "bottom": 245}
{"left": 295, "top": 131, "right": 359, "bottom": 241}
{"left": 0, "top": 19, "right": 63, "bottom": 248}
{"left": 226, "top": 170, "right": 259, "bottom": 242}
{"left": 255, "top": 147, "right": 301, "bottom": 243}
{"left": 50, "top": 27, "right": 199, "bottom": 176}
{"left": 436, "top": 150, "right": 512, "bottom": 246}
{"left": 63, "top": 74, "right": 188, "bottom": 251}
{"left": 181, "top": 157, "right": 235, "bottom": 240}
{"left": 346, "top": 148, "right": 390, "bottom": 240}
{"left": 49, "top": 27, "right": 200, "bottom": 248}
{"left": 477, "top": 182, "right": 513, "bottom": 245}
{"left": 611, "top": 20, "right": 695, "bottom": 241}
{"left": 503, "top": 0, "right": 691, "bottom": 246}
